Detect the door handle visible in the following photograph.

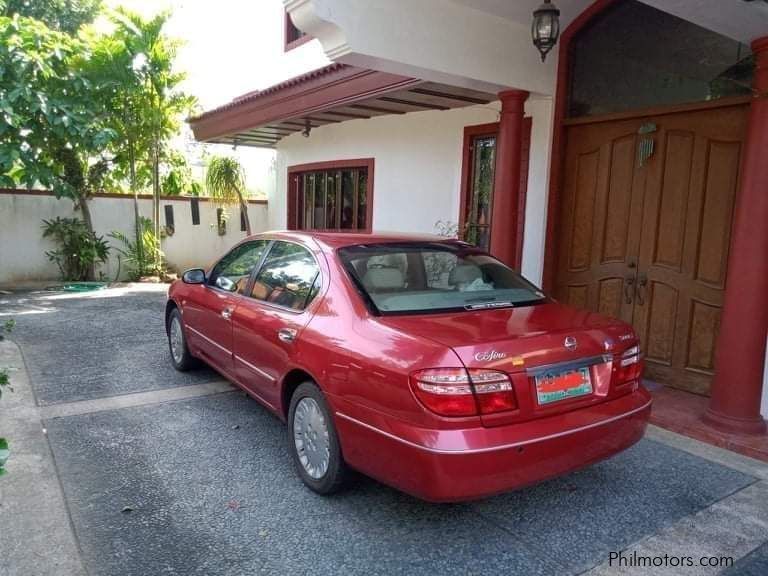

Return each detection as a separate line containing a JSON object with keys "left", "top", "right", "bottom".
{"left": 637, "top": 274, "right": 648, "bottom": 306}
{"left": 278, "top": 328, "right": 297, "bottom": 343}
{"left": 221, "top": 307, "right": 233, "bottom": 320}
{"left": 624, "top": 276, "right": 636, "bottom": 304}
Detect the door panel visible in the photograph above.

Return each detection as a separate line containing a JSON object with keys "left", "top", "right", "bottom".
{"left": 183, "top": 287, "right": 237, "bottom": 371}
{"left": 556, "top": 117, "right": 645, "bottom": 325}
{"left": 233, "top": 302, "right": 311, "bottom": 409}
{"left": 600, "top": 134, "right": 636, "bottom": 263}
{"left": 185, "top": 239, "right": 270, "bottom": 375}
{"left": 652, "top": 130, "right": 694, "bottom": 271}
{"left": 232, "top": 241, "right": 321, "bottom": 409}
{"left": 635, "top": 105, "right": 747, "bottom": 393}
{"left": 556, "top": 103, "right": 748, "bottom": 395}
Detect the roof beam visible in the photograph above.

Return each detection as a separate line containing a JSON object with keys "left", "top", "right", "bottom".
{"left": 407, "top": 87, "right": 490, "bottom": 105}
{"left": 190, "top": 65, "right": 420, "bottom": 142}
{"left": 348, "top": 103, "right": 406, "bottom": 115}
{"left": 376, "top": 96, "right": 450, "bottom": 111}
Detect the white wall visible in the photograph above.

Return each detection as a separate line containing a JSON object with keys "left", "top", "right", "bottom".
{"left": 272, "top": 99, "right": 553, "bottom": 286}
{"left": 273, "top": 105, "right": 496, "bottom": 235}
{"left": 0, "top": 194, "right": 268, "bottom": 286}
{"left": 520, "top": 96, "right": 554, "bottom": 284}
{"left": 286, "top": 0, "right": 567, "bottom": 95}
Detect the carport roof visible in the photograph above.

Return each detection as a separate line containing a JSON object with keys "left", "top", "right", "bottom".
{"left": 188, "top": 63, "right": 498, "bottom": 148}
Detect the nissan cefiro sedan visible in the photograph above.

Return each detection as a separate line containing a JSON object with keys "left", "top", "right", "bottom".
{"left": 166, "top": 232, "right": 650, "bottom": 502}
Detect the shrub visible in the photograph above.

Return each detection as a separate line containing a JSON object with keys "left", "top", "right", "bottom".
{"left": 109, "top": 217, "right": 164, "bottom": 280}
{"left": 41, "top": 217, "right": 111, "bottom": 281}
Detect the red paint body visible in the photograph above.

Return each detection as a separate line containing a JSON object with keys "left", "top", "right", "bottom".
{"left": 168, "top": 232, "right": 651, "bottom": 502}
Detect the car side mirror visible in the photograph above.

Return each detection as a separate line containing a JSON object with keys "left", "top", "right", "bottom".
{"left": 182, "top": 268, "right": 206, "bottom": 284}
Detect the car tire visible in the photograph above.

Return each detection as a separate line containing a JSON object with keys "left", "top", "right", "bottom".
{"left": 288, "top": 382, "right": 349, "bottom": 495}
{"left": 167, "top": 308, "right": 197, "bottom": 372}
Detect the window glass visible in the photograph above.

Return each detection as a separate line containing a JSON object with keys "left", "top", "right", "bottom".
{"left": 569, "top": 0, "right": 752, "bottom": 118}
{"left": 250, "top": 242, "right": 320, "bottom": 311}
{"left": 340, "top": 243, "right": 545, "bottom": 315}
{"left": 465, "top": 135, "right": 496, "bottom": 250}
{"left": 285, "top": 12, "right": 308, "bottom": 48}
{"left": 295, "top": 166, "right": 369, "bottom": 231}
{"left": 208, "top": 240, "right": 269, "bottom": 294}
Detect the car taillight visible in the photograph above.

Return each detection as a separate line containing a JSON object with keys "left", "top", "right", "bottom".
{"left": 410, "top": 368, "right": 517, "bottom": 417}
{"left": 614, "top": 345, "right": 642, "bottom": 384}
{"left": 471, "top": 370, "right": 518, "bottom": 414}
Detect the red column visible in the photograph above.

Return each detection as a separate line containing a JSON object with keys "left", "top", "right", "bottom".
{"left": 704, "top": 37, "right": 768, "bottom": 435}
{"left": 490, "top": 89, "right": 529, "bottom": 268}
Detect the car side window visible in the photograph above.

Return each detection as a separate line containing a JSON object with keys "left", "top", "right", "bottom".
{"left": 208, "top": 240, "right": 269, "bottom": 294}
{"left": 249, "top": 241, "right": 320, "bottom": 311}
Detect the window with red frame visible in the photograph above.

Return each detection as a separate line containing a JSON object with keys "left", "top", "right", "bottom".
{"left": 288, "top": 161, "right": 373, "bottom": 231}
{"left": 284, "top": 11, "right": 311, "bottom": 51}
{"left": 459, "top": 119, "right": 532, "bottom": 258}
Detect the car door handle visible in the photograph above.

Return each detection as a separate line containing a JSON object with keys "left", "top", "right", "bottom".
{"left": 221, "top": 307, "right": 233, "bottom": 320}
{"left": 278, "top": 328, "right": 297, "bottom": 343}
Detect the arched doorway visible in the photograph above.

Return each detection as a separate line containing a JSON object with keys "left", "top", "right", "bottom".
{"left": 551, "top": 0, "right": 754, "bottom": 395}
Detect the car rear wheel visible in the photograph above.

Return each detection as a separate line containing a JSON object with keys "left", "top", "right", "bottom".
{"left": 167, "top": 308, "right": 197, "bottom": 372}
{"left": 288, "top": 382, "right": 348, "bottom": 495}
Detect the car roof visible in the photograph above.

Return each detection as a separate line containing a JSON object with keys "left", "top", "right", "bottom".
{"left": 251, "top": 230, "right": 466, "bottom": 252}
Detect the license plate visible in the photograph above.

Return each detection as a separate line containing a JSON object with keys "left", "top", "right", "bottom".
{"left": 535, "top": 367, "right": 593, "bottom": 405}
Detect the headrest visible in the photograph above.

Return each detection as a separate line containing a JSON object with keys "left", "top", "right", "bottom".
{"left": 449, "top": 264, "right": 482, "bottom": 285}
{"left": 363, "top": 267, "right": 405, "bottom": 290}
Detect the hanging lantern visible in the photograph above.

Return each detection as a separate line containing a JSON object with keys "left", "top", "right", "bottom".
{"left": 532, "top": 0, "right": 560, "bottom": 62}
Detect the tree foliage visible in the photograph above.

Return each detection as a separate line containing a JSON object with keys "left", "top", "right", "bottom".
{"left": 2, "top": 0, "right": 101, "bottom": 34}
{"left": 88, "top": 8, "right": 196, "bottom": 193}
{"left": 0, "top": 14, "right": 115, "bottom": 196}
{"left": 206, "top": 155, "right": 251, "bottom": 235}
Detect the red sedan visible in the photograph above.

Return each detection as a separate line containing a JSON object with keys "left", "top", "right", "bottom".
{"left": 166, "top": 232, "right": 650, "bottom": 502}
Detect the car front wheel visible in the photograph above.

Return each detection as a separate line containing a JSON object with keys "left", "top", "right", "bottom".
{"left": 167, "top": 308, "right": 197, "bottom": 372}
{"left": 288, "top": 382, "right": 349, "bottom": 495}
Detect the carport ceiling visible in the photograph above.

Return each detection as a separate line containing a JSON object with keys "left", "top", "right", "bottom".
{"left": 188, "top": 64, "right": 497, "bottom": 148}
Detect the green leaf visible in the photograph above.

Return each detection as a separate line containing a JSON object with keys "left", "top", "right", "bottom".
{"left": 0, "top": 437, "right": 9, "bottom": 469}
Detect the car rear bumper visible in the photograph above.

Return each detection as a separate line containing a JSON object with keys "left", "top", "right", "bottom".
{"left": 333, "top": 387, "right": 651, "bottom": 502}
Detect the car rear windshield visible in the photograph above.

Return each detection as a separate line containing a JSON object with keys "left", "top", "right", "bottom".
{"left": 338, "top": 242, "right": 546, "bottom": 315}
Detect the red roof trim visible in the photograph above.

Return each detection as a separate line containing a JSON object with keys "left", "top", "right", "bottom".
{"left": 189, "top": 64, "right": 421, "bottom": 143}
{"left": 194, "top": 63, "right": 348, "bottom": 121}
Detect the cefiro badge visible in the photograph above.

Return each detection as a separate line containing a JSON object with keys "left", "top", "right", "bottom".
{"left": 474, "top": 350, "right": 506, "bottom": 362}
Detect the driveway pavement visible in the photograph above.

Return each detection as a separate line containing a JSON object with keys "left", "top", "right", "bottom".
{"left": 1, "top": 285, "right": 768, "bottom": 576}
{"left": 2, "top": 285, "right": 218, "bottom": 405}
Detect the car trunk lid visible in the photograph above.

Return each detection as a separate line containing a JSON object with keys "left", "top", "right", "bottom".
{"left": 379, "top": 302, "right": 637, "bottom": 426}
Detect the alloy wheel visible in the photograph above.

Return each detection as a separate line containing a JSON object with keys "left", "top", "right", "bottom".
{"left": 170, "top": 316, "right": 184, "bottom": 365}
{"left": 292, "top": 396, "right": 331, "bottom": 479}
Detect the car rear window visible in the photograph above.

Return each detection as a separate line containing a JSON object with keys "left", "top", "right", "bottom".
{"left": 338, "top": 242, "right": 546, "bottom": 315}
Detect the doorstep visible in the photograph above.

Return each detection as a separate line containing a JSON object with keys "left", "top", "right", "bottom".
{"left": 646, "top": 381, "right": 768, "bottom": 464}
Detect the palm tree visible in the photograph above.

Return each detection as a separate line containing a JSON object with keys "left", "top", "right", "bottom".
{"left": 206, "top": 156, "right": 251, "bottom": 235}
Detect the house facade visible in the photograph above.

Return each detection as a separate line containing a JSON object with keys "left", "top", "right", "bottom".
{"left": 189, "top": 0, "right": 768, "bottom": 432}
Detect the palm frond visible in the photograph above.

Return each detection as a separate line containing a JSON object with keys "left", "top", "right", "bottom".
{"left": 205, "top": 155, "right": 247, "bottom": 205}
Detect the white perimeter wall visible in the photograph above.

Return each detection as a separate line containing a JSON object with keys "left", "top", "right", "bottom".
{"left": 272, "top": 98, "right": 554, "bottom": 285}
{"left": 0, "top": 194, "right": 268, "bottom": 285}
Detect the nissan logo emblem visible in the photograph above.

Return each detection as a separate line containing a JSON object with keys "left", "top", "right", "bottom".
{"left": 564, "top": 336, "right": 578, "bottom": 351}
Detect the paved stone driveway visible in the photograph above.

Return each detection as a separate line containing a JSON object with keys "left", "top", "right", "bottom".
{"left": 2, "top": 285, "right": 768, "bottom": 576}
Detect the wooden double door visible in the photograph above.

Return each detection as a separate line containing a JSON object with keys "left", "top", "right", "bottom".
{"left": 555, "top": 102, "right": 749, "bottom": 394}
